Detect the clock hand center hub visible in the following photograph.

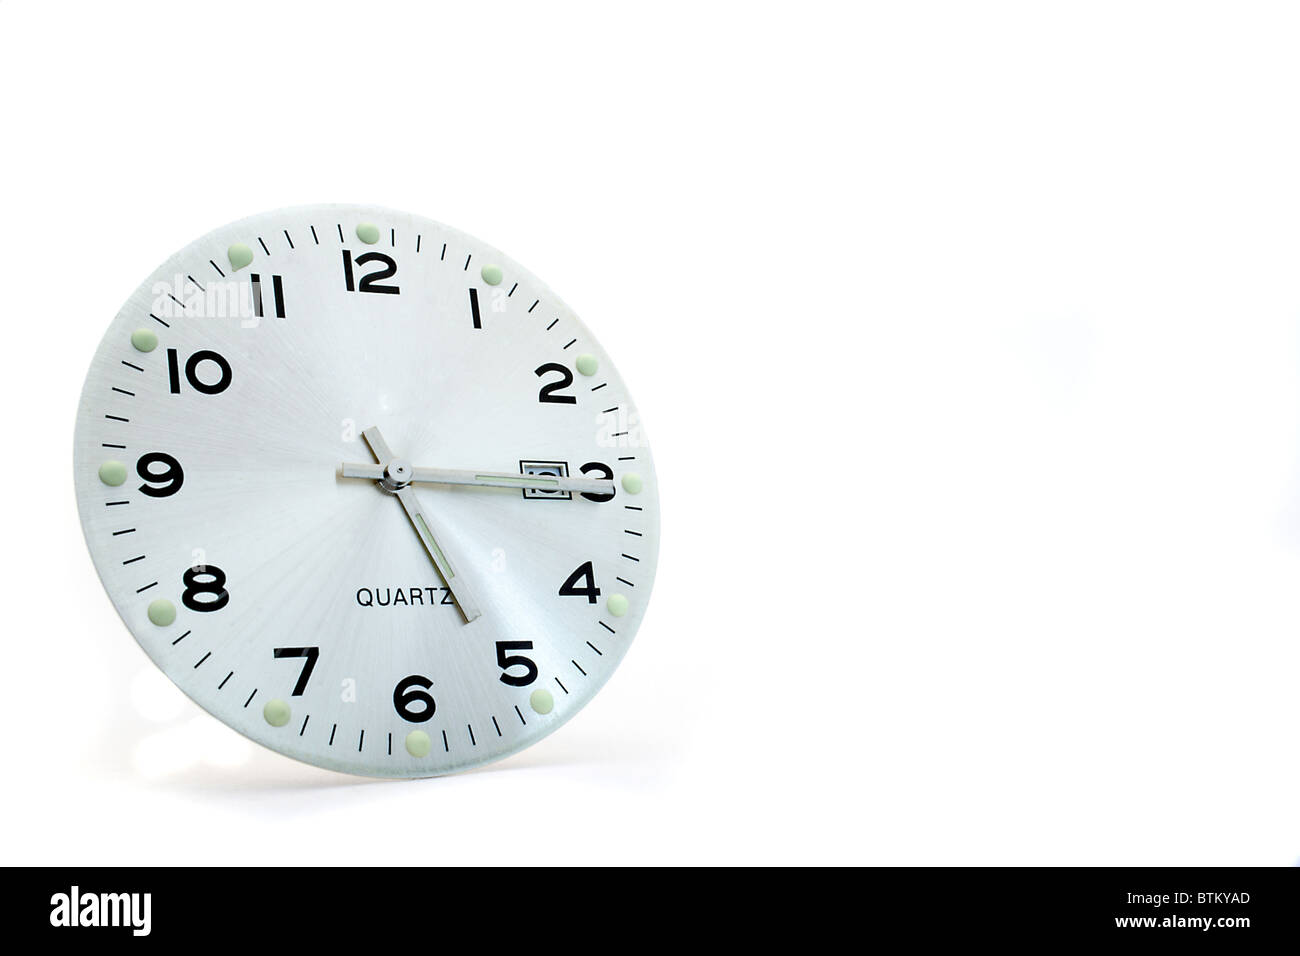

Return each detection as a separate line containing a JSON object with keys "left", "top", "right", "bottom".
{"left": 380, "top": 459, "right": 413, "bottom": 493}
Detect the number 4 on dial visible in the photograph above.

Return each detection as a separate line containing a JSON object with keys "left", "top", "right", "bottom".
{"left": 559, "top": 561, "right": 601, "bottom": 603}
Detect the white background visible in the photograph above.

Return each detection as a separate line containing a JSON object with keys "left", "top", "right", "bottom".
{"left": 2, "top": 1, "right": 1299, "bottom": 865}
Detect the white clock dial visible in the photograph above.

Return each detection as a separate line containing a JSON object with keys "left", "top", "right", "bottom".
{"left": 73, "top": 205, "right": 659, "bottom": 777}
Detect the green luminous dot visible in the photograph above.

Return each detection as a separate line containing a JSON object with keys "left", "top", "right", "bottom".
{"left": 356, "top": 223, "right": 380, "bottom": 244}
{"left": 263, "top": 698, "right": 291, "bottom": 727}
{"left": 130, "top": 328, "right": 158, "bottom": 352}
{"left": 530, "top": 689, "right": 554, "bottom": 715}
{"left": 98, "top": 460, "right": 127, "bottom": 486}
{"left": 227, "top": 243, "right": 254, "bottom": 272}
{"left": 621, "top": 473, "right": 643, "bottom": 495}
{"left": 575, "top": 354, "right": 599, "bottom": 376}
{"left": 405, "top": 730, "right": 431, "bottom": 757}
{"left": 147, "top": 599, "right": 176, "bottom": 627}
{"left": 607, "top": 594, "right": 629, "bottom": 617}
{"left": 480, "top": 263, "right": 503, "bottom": 286}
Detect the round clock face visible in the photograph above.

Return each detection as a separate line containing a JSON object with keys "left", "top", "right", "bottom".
{"left": 73, "top": 205, "right": 658, "bottom": 777}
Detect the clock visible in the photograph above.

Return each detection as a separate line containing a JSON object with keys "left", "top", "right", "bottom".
{"left": 73, "top": 204, "right": 659, "bottom": 777}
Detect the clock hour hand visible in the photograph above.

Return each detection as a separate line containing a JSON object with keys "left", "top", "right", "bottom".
{"left": 390, "top": 484, "right": 481, "bottom": 623}
{"left": 360, "top": 427, "right": 481, "bottom": 624}
{"left": 340, "top": 462, "right": 615, "bottom": 495}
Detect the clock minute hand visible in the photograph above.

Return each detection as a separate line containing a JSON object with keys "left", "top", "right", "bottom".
{"left": 340, "top": 462, "right": 615, "bottom": 495}
{"left": 360, "top": 427, "right": 481, "bottom": 624}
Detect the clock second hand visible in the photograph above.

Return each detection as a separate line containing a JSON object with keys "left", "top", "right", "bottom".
{"left": 339, "top": 462, "right": 615, "bottom": 495}
{"left": 360, "top": 427, "right": 482, "bottom": 624}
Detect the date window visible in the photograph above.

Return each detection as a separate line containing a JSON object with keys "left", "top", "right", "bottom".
{"left": 519, "top": 460, "right": 573, "bottom": 500}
